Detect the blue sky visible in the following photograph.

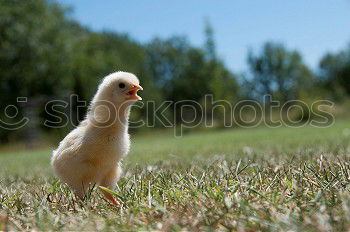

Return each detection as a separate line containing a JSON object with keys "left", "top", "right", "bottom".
{"left": 57, "top": 0, "right": 350, "bottom": 73}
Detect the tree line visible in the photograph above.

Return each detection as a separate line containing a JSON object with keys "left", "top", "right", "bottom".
{"left": 0, "top": 0, "right": 349, "bottom": 143}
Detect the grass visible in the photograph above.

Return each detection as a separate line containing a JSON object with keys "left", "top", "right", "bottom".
{"left": 1, "top": 121, "right": 350, "bottom": 230}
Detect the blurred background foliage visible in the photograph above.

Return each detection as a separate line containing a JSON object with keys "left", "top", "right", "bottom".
{"left": 0, "top": 0, "right": 350, "bottom": 145}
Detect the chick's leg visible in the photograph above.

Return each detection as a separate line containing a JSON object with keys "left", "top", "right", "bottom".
{"left": 100, "top": 165, "right": 122, "bottom": 206}
{"left": 74, "top": 189, "right": 85, "bottom": 200}
{"left": 68, "top": 179, "right": 89, "bottom": 201}
{"left": 100, "top": 190, "right": 120, "bottom": 206}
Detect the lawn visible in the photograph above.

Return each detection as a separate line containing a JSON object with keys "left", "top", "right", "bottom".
{"left": 1, "top": 121, "right": 350, "bottom": 230}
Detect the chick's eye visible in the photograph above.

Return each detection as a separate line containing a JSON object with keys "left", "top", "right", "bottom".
{"left": 118, "top": 83, "right": 125, "bottom": 89}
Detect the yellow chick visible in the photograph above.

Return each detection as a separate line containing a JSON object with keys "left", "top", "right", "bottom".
{"left": 51, "top": 71, "right": 143, "bottom": 206}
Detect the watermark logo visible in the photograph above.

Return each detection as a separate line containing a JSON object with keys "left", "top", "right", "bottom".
{"left": 0, "top": 95, "right": 335, "bottom": 137}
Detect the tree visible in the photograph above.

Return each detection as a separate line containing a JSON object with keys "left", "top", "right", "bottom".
{"left": 0, "top": 0, "right": 75, "bottom": 101}
{"left": 145, "top": 32, "right": 239, "bottom": 125}
{"left": 319, "top": 47, "right": 350, "bottom": 100}
{"left": 0, "top": 0, "right": 77, "bottom": 142}
{"left": 246, "top": 42, "right": 313, "bottom": 102}
{"left": 203, "top": 20, "right": 239, "bottom": 102}
{"left": 204, "top": 19, "right": 216, "bottom": 61}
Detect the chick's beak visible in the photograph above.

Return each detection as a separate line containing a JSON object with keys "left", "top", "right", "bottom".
{"left": 125, "top": 85, "right": 143, "bottom": 100}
